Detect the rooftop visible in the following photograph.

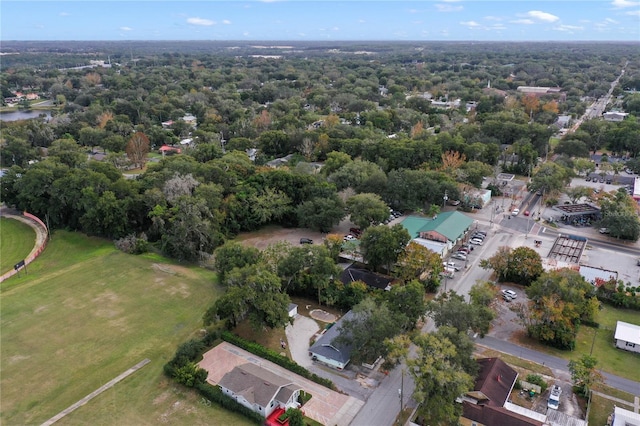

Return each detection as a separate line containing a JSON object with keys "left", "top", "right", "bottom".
{"left": 309, "top": 310, "right": 356, "bottom": 365}
{"left": 615, "top": 321, "right": 640, "bottom": 345}
{"left": 218, "top": 363, "right": 299, "bottom": 408}
{"left": 400, "top": 211, "right": 473, "bottom": 242}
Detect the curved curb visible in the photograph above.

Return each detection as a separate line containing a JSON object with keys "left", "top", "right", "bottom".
{"left": 0, "top": 212, "right": 48, "bottom": 283}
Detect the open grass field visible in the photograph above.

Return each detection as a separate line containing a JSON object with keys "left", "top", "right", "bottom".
{"left": 0, "top": 231, "right": 252, "bottom": 426}
{"left": 0, "top": 217, "right": 36, "bottom": 275}
{"left": 515, "top": 304, "right": 640, "bottom": 383}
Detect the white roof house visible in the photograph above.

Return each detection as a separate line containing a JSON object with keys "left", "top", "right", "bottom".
{"left": 614, "top": 321, "right": 640, "bottom": 354}
{"left": 613, "top": 405, "right": 640, "bottom": 426}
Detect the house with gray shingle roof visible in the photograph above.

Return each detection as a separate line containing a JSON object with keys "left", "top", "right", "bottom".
{"left": 309, "top": 310, "right": 356, "bottom": 370}
{"left": 218, "top": 363, "right": 301, "bottom": 418}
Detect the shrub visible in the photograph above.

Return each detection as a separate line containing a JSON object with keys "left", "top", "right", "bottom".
{"left": 526, "top": 374, "right": 548, "bottom": 392}
{"left": 195, "top": 382, "right": 263, "bottom": 424}
{"left": 114, "top": 233, "right": 148, "bottom": 254}
{"left": 221, "top": 331, "right": 336, "bottom": 390}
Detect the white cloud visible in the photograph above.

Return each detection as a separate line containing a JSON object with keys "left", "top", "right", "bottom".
{"left": 511, "top": 19, "right": 535, "bottom": 25}
{"left": 554, "top": 24, "right": 584, "bottom": 32}
{"left": 527, "top": 10, "right": 560, "bottom": 22}
{"left": 222, "top": 19, "right": 231, "bottom": 25}
{"left": 120, "top": 26, "right": 132, "bottom": 31}
{"left": 358, "top": 19, "right": 366, "bottom": 23}
{"left": 484, "top": 16, "right": 503, "bottom": 21}
{"left": 187, "top": 17, "right": 215, "bottom": 26}
{"left": 605, "top": 18, "right": 618, "bottom": 23}
{"left": 460, "top": 20, "right": 481, "bottom": 28}
{"left": 625, "top": 9, "right": 640, "bottom": 15}
{"left": 59, "top": 12, "right": 70, "bottom": 16}
{"left": 612, "top": 0, "right": 640, "bottom": 8}
{"left": 435, "top": 4, "right": 463, "bottom": 12}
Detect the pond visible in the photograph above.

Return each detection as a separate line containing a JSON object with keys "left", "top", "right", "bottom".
{"left": 0, "top": 110, "right": 52, "bottom": 122}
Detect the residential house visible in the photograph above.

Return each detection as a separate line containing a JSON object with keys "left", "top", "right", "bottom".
{"left": 339, "top": 265, "right": 393, "bottom": 291}
{"left": 460, "top": 358, "right": 544, "bottom": 426}
{"left": 555, "top": 115, "right": 571, "bottom": 129}
{"left": 400, "top": 212, "right": 474, "bottom": 256}
{"left": 612, "top": 406, "right": 640, "bottom": 426}
{"left": 182, "top": 114, "right": 197, "bottom": 127}
{"left": 614, "top": 321, "right": 640, "bottom": 354}
{"left": 218, "top": 363, "right": 301, "bottom": 418}
{"left": 309, "top": 310, "right": 355, "bottom": 370}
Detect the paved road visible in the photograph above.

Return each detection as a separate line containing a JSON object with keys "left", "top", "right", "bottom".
{"left": 349, "top": 201, "right": 640, "bottom": 425}
{"left": 478, "top": 336, "right": 640, "bottom": 396}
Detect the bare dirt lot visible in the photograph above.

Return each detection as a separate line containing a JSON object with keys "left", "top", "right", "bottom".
{"left": 235, "top": 219, "right": 356, "bottom": 250}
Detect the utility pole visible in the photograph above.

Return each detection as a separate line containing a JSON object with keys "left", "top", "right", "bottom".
{"left": 398, "top": 368, "right": 404, "bottom": 423}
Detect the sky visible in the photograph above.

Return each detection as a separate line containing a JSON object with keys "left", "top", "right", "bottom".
{"left": 1, "top": 1, "right": 639, "bottom": 42}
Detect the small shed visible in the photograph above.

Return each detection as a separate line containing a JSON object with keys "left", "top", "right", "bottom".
{"left": 287, "top": 303, "right": 298, "bottom": 318}
{"left": 614, "top": 321, "right": 640, "bottom": 354}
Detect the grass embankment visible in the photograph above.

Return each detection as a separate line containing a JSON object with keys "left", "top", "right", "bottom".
{"left": 0, "top": 231, "right": 252, "bottom": 426}
{"left": 515, "top": 304, "right": 640, "bottom": 382}
{"left": 589, "top": 391, "right": 635, "bottom": 426}
{"left": 0, "top": 217, "right": 37, "bottom": 276}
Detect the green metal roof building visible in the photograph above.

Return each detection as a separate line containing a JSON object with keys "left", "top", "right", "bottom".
{"left": 400, "top": 211, "right": 474, "bottom": 243}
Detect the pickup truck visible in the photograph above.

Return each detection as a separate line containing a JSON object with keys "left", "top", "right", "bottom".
{"left": 547, "top": 385, "right": 562, "bottom": 410}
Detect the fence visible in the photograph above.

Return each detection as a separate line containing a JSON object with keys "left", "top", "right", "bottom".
{"left": 0, "top": 212, "right": 49, "bottom": 283}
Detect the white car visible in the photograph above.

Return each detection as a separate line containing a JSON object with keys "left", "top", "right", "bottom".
{"left": 501, "top": 289, "right": 517, "bottom": 299}
{"left": 470, "top": 239, "right": 483, "bottom": 245}
{"left": 344, "top": 234, "right": 357, "bottom": 241}
{"left": 451, "top": 253, "right": 467, "bottom": 261}
{"left": 512, "top": 208, "right": 520, "bottom": 216}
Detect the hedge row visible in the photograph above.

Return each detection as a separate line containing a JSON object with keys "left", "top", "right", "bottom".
{"left": 221, "top": 331, "right": 336, "bottom": 390}
{"left": 196, "top": 382, "right": 263, "bottom": 424}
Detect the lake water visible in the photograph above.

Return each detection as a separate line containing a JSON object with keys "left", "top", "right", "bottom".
{"left": 0, "top": 110, "right": 52, "bottom": 122}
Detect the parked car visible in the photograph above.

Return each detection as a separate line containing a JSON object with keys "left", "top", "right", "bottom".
{"left": 443, "top": 261, "right": 461, "bottom": 271}
{"left": 501, "top": 289, "right": 517, "bottom": 300}
{"left": 349, "top": 227, "right": 362, "bottom": 237}
{"left": 585, "top": 176, "right": 591, "bottom": 181}
{"left": 344, "top": 234, "right": 357, "bottom": 241}
{"left": 470, "top": 239, "right": 483, "bottom": 246}
{"left": 599, "top": 177, "right": 605, "bottom": 183}
{"left": 524, "top": 210, "right": 530, "bottom": 216}
{"left": 471, "top": 233, "right": 485, "bottom": 240}
{"left": 300, "top": 238, "right": 313, "bottom": 244}
{"left": 448, "top": 200, "right": 461, "bottom": 206}
{"left": 599, "top": 228, "right": 610, "bottom": 234}
{"left": 606, "top": 178, "right": 612, "bottom": 184}
{"left": 451, "top": 253, "right": 467, "bottom": 261}
{"left": 457, "top": 247, "right": 471, "bottom": 254}
{"left": 474, "top": 230, "right": 487, "bottom": 236}
{"left": 512, "top": 208, "right": 520, "bottom": 216}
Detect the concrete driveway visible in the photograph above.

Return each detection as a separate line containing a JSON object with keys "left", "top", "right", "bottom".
{"left": 285, "top": 314, "right": 319, "bottom": 369}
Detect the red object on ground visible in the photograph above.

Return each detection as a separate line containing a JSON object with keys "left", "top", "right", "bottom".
{"left": 266, "top": 407, "right": 289, "bottom": 426}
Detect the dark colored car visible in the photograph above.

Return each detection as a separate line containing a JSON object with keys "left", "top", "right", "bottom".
{"left": 300, "top": 238, "right": 313, "bottom": 244}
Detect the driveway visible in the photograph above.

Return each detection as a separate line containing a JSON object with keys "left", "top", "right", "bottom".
{"left": 285, "top": 314, "right": 319, "bottom": 369}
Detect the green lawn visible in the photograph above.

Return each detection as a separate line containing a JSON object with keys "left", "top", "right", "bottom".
{"left": 0, "top": 231, "right": 252, "bottom": 426}
{"left": 517, "top": 304, "right": 640, "bottom": 383}
{"left": 589, "top": 392, "right": 634, "bottom": 426}
{"left": 0, "top": 217, "right": 36, "bottom": 275}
